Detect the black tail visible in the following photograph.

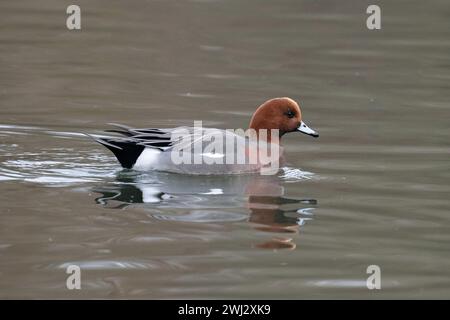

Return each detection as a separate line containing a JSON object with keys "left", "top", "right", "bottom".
{"left": 89, "top": 135, "right": 145, "bottom": 169}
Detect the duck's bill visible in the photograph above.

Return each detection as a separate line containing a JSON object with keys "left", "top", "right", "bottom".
{"left": 297, "top": 121, "right": 319, "bottom": 138}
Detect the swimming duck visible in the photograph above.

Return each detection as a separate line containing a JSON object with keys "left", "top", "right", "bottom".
{"left": 91, "top": 97, "right": 318, "bottom": 175}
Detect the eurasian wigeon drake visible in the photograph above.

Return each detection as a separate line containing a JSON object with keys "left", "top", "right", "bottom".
{"left": 91, "top": 97, "right": 318, "bottom": 175}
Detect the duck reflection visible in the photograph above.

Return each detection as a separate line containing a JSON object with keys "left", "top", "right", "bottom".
{"left": 93, "top": 170, "right": 317, "bottom": 249}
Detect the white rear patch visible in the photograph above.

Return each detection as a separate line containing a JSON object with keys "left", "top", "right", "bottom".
{"left": 133, "top": 148, "right": 161, "bottom": 171}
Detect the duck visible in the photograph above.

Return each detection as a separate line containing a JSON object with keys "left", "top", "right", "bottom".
{"left": 90, "top": 97, "right": 318, "bottom": 175}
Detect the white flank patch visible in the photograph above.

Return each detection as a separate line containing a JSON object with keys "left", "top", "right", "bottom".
{"left": 133, "top": 148, "right": 161, "bottom": 171}
{"left": 201, "top": 152, "right": 225, "bottom": 159}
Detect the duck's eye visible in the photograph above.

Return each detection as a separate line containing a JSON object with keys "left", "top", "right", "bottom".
{"left": 285, "top": 109, "right": 295, "bottom": 118}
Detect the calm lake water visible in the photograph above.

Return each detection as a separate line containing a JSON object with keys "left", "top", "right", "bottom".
{"left": 0, "top": 0, "right": 449, "bottom": 299}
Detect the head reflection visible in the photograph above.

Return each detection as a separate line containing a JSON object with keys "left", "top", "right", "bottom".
{"left": 94, "top": 170, "right": 317, "bottom": 249}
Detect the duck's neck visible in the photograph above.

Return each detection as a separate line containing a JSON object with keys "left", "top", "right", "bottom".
{"left": 248, "top": 125, "right": 281, "bottom": 144}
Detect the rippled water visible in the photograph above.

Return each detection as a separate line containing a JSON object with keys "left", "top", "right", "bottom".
{"left": 1, "top": 0, "right": 449, "bottom": 298}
